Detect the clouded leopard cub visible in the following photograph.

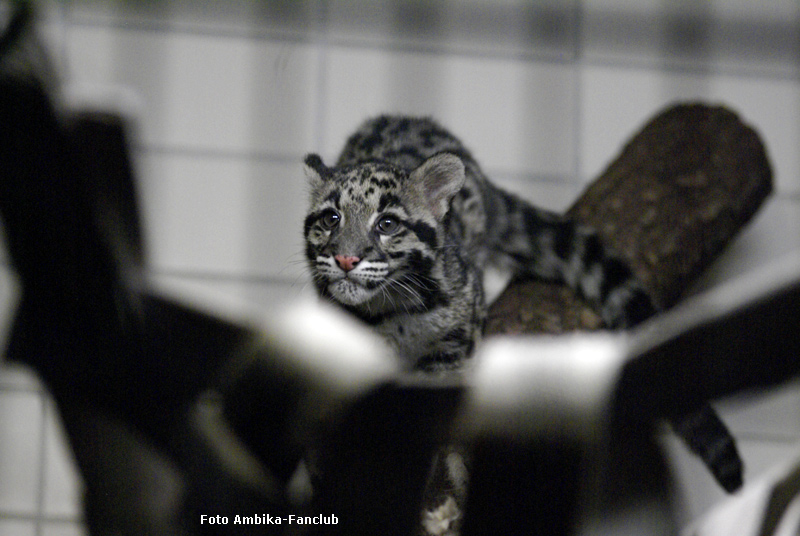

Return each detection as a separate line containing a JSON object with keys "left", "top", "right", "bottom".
{"left": 303, "top": 116, "right": 742, "bottom": 497}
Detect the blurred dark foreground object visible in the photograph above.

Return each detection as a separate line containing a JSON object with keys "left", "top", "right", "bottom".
{"left": 3, "top": 7, "right": 800, "bottom": 536}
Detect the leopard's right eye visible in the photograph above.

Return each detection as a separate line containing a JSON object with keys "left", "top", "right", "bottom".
{"left": 319, "top": 209, "right": 340, "bottom": 230}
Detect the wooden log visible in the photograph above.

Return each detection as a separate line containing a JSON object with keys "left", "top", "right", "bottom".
{"left": 486, "top": 103, "right": 773, "bottom": 336}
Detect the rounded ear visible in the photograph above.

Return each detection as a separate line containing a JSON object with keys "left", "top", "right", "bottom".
{"left": 409, "top": 153, "right": 466, "bottom": 220}
{"left": 303, "top": 154, "right": 329, "bottom": 189}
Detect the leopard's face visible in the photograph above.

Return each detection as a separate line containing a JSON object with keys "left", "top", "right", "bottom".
{"left": 304, "top": 161, "right": 440, "bottom": 313}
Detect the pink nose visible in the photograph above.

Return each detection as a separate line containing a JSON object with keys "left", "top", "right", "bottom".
{"left": 334, "top": 255, "right": 360, "bottom": 272}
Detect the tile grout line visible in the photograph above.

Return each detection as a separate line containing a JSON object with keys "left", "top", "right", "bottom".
{"left": 312, "top": 0, "right": 331, "bottom": 155}
{"left": 572, "top": 0, "right": 585, "bottom": 192}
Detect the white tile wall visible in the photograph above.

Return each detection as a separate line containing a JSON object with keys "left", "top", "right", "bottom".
{"left": 0, "top": 391, "right": 43, "bottom": 517}
{"left": 65, "top": 26, "right": 321, "bottom": 157}
{"left": 2, "top": 2, "right": 800, "bottom": 534}
{"left": 137, "top": 154, "right": 310, "bottom": 278}
{"left": 321, "top": 46, "right": 579, "bottom": 177}
{"left": 580, "top": 65, "right": 800, "bottom": 194}
{"left": 582, "top": 0, "right": 800, "bottom": 78}
{"left": 0, "top": 520, "right": 36, "bottom": 536}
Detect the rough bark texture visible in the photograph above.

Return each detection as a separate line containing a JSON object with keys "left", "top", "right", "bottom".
{"left": 486, "top": 103, "right": 773, "bottom": 336}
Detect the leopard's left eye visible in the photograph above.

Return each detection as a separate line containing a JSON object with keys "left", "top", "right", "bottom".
{"left": 376, "top": 215, "right": 400, "bottom": 235}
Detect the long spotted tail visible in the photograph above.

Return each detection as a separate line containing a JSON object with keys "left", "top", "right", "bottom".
{"left": 672, "top": 404, "right": 743, "bottom": 493}
{"left": 484, "top": 187, "right": 657, "bottom": 328}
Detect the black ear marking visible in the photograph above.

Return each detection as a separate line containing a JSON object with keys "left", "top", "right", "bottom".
{"left": 304, "top": 153, "right": 326, "bottom": 172}
{"left": 304, "top": 153, "right": 330, "bottom": 187}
